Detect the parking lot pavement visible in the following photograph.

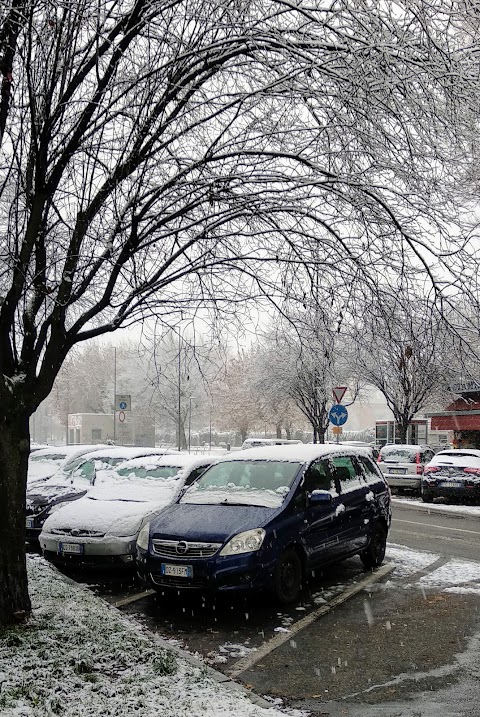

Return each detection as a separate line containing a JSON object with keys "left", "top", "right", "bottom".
{"left": 245, "top": 585, "right": 480, "bottom": 714}
{"left": 49, "top": 541, "right": 480, "bottom": 716}
{"left": 114, "top": 547, "right": 480, "bottom": 716}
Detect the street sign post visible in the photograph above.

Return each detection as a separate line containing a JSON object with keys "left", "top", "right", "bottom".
{"left": 329, "top": 404, "right": 348, "bottom": 445}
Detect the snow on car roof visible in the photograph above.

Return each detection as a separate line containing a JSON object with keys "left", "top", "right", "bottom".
{"left": 435, "top": 449, "right": 480, "bottom": 458}
{"left": 115, "top": 453, "right": 216, "bottom": 471}
{"left": 214, "top": 443, "right": 370, "bottom": 463}
{"left": 75, "top": 446, "right": 169, "bottom": 461}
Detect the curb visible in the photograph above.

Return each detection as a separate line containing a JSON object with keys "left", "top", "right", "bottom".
{"left": 391, "top": 498, "right": 480, "bottom": 520}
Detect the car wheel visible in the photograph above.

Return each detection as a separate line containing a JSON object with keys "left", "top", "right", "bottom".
{"left": 361, "top": 525, "right": 387, "bottom": 570}
{"left": 273, "top": 548, "right": 302, "bottom": 604}
{"left": 421, "top": 493, "right": 433, "bottom": 503}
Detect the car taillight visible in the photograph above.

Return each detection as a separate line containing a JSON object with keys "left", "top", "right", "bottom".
{"left": 464, "top": 467, "right": 480, "bottom": 475}
{"left": 423, "top": 466, "right": 440, "bottom": 475}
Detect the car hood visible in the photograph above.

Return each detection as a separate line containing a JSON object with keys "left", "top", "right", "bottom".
{"left": 42, "top": 493, "right": 175, "bottom": 537}
{"left": 149, "top": 503, "right": 278, "bottom": 543}
{"left": 26, "top": 482, "right": 87, "bottom": 508}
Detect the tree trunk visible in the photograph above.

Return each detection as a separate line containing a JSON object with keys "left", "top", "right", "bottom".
{"left": 398, "top": 421, "right": 409, "bottom": 443}
{"left": 276, "top": 423, "right": 282, "bottom": 439}
{"left": 0, "top": 409, "right": 31, "bottom": 626}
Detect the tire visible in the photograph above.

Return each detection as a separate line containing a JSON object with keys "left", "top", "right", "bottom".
{"left": 422, "top": 494, "right": 433, "bottom": 503}
{"left": 361, "top": 525, "right": 387, "bottom": 570}
{"left": 273, "top": 548, "right": 302, "bottom": 604}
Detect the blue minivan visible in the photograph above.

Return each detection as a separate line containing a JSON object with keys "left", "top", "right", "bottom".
{"left": 136, "top": 444, "right": 391, "bottom": 603}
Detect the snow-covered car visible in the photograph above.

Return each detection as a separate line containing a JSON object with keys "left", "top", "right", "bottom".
{"left": 39, "top": 453, "right": 216, "bottom": 567}
{"left": 136, "top": 444, "right": 391, "bottom": 603}
{"left": 26, "top": 446, "right": 170, "bottom": 542}
{"left": 421, "top": 449, "right": 480, "bottom": 503}
{"left": 377, "top": 444, "right": 435, "bottom": 493}
{"left": 27, "top": 444, "right": 110, "bottom": 486}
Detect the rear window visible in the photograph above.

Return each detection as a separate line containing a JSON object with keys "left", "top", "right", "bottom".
{"left": 380, "top": 446, "right": 418, "bottom": 462}
{"left": 431, "top": 452, "right": 480, "bottom": 468}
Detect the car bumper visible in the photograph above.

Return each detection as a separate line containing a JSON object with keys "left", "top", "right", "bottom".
{"left": 137, "top": 547, "right": 275, "bottom": 593}
{"left": 40, "top": 533, "right": 137, "bottom": 566}
{"left": 384, "top": 475, "right": 421, "bottom": 489}
{"left": 422, "top": 483, "right": 480, "bottom": 501}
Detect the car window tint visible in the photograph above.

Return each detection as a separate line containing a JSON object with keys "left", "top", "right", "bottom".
{"left": 330, "top": 456, "right": 365, "bottom": 492}
{"left": 304, "top": 460, "right": 334, "bottom": 492}
{"left": 185, "top": 464, "right": 211, "bottom": 485}
{"left": 71, "top": 460, "right": 95, "bottom": 483}
{"left": 357, "top": 455, "right": 381, "bottom": 483}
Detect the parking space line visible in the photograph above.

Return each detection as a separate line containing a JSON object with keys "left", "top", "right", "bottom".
{"left": 112, "top": 589, "right": 156, "bottom": 607}
{"left": 226, "top": 562, "right": 395, "bottom": 679}
{"left": 393, "top": 518, "right": 480, "bottom": 536}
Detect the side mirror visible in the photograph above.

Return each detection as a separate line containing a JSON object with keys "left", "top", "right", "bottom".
{"left": 309, "top": 489, "right": 333, "bottom": 504}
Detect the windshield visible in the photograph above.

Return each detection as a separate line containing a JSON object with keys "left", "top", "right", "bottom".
{"left": 29, "top": 453, "right": 67, "bottom": 463}
{"left": 180, "top": 460, "right": 301, "bottom": 508}
{"left": 116, "top": 465, "right": 180, "bottom": 480}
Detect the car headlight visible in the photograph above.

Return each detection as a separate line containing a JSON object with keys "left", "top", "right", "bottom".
{"left": 219, "top": 528, "right": 265, "bottom": 557}
{"left": 136, "top": 522, "right": 150, "bottom": 551}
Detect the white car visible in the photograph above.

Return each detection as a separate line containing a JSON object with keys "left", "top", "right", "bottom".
{"left": 27, "top": 444, "right": 110, "bottom": 485}
{"left": 26, "top": 446, "right": 170, "bottom": 542}
{"left": 39, "top": 453, "right": 216, "bottom": 568}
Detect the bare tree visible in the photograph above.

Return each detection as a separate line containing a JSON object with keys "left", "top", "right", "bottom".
{"left": 353, "top": 288, "right": 456, "bottom": 443}
{"left": 1, "top": 0, "right": 479, "bottom": 624}
{"left": 253, "top": 303, "right": 358, "bottom": 443}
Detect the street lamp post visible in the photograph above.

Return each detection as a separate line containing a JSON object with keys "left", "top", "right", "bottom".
{"left": 188, "top": 396, "right": 195, "bottom": 454}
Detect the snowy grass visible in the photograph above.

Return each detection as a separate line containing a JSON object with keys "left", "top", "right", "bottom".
{"left": 0, "top": 557, "right": 301, "bottom": 717}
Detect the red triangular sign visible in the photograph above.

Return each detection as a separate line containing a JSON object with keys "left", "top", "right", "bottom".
{"left": 332, "top": 386, "right": 347, "bottom": 403}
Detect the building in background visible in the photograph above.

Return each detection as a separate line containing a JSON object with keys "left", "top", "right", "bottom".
{"left": 67, "top": 413, "right": 155, "bottom": 446}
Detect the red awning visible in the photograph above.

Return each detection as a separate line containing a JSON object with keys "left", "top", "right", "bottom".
{"left": 431, "top": 414, "right": 480, "bottom": 431}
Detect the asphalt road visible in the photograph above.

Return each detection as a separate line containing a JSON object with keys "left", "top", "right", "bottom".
{"left": 389, "top": 500, "right": 480, "bottom": 561}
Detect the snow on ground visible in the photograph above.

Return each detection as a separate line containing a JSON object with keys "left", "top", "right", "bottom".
{"left": 420, "top": 559, "right": 480, "bottom": 592}
{"left": 385, "top": 543, "right": 439, "bottom": 577}
{"left": 392, "top": 497, "right": 480, "bottom": 517}
{"left": 0, "top": 557, "right": 304, "bottom": 717}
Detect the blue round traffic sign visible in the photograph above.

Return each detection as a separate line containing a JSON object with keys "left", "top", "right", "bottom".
{"left": 329, "top": 404, "right": 348, "bottom": 426}
{"left": 119, "top": 401, "right": 127, "bottom": 410}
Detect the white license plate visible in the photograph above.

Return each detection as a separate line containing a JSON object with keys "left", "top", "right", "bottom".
{"left": 59, "top": 542, "right": 84, "bottom": 555}
{"left": 161, "top": 563, "right": 193, "bottom": 578}
{"left": 26, "top": 518, "right": 35, "bottom": 529}
{"left": 439, "top": 481, "right": 462, "bottom": 488}
{"left": 389, "top": 468, "right": 406, "bottom": 475}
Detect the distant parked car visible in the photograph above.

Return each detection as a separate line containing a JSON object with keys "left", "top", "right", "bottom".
{"left": 377, "top": 444, "right": 435, "bottom": 493}
{"left": 40, "top": 454, "right": 216, "bottom": 567}
{"left": 27, "top": 444, "right": 110, "bottom": 485}
{"left": 26, "top": 446, "right": 169, "bottom": 543}
{"left": 136, "top": 444, "right": 391, "bottom": 603}
{"left": 422, "top": 449, "right": 480, "bottom": 503}
{"left": 241, "top": 438, "right": 303, "bottom": 449}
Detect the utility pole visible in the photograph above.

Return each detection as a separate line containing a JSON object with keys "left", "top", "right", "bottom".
{"left": 178, "top": 332, "right": 182, "bottom": 451}
{"left": 113, "top": 347, "right": 117, "bottom": 442}
{"left": 188, "top": 396, "right": 194, "bottom": 453}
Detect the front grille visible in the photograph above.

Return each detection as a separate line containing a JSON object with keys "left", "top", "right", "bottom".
{"left": 49, "top": 528, "right": 105, "bottom": 538}
{"left": 150, "top": 572, "right": 208, "bottom": 589}
{"left": 151, "top": 539, "right": 221, "bottom": 559}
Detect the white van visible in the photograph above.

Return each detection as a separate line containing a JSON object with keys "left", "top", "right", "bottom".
{"left": 241, "top": 438, "right": 303, "bottom": 450}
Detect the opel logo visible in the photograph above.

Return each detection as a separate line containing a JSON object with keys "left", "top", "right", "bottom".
{"left": 71, "top": 529, "right": 80, "bottom": 537}
{"left": 176, "top": 541, "right": 188, "bottom": 555}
